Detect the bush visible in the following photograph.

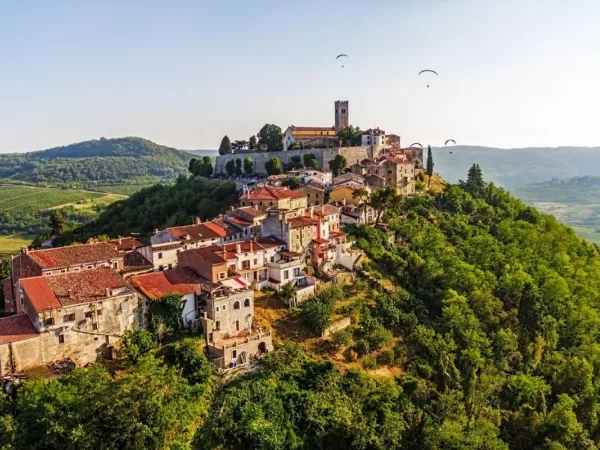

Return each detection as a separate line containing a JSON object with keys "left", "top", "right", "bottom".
{"left": 165, "top": 338, "right": 212, "bottom": 386}
{"left": 417, "top": 363, "right": 433, "bottom": 379}
{"left": 417, "top": 171, "right": 426, "bottom": 182}
{"left": 300, "top": 299, "right": 332, "bottom": 336}
{"left": 355, "top": 339, "right": 370, "bottom": 356}
{"left": 378, "top": 349, "right": 395, "bottom": 366}
{"left": 366, "top": 325, "right": 393, "bottom": 350}
{"left": 331, "top": 329, "right": 353, "bottom": 348}
{"left": 120, "top": 329, "right": 157, "bottom": 363}
{"left": 362, "top": 357, "right": 377, "bottom": 370}
{"left": 393, "top": 343, "right": 406, "bottom": 360}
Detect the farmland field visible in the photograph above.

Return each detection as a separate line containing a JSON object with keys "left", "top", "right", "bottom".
{"left": 0, "top": 185, "right": 123, "bottom": 254}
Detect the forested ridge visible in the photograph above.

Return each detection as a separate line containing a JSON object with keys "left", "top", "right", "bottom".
{"left": 0, "top": 137, "right": 192, "bottom": 183}
{"left": 61, "top": 176, "right": 239, "bottom": 243}
{"left": 4, "top": 170, "right": 600, "bottom": 449}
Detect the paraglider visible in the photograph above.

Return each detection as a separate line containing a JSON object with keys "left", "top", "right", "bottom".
{"left": 418, "top": 69, "right": 438, "bottom": 88}
{"left": 445, "top": 139, "right": 456, "bottom": 145}
{"left": 410, "top": 143, "right": 423, "bottom": 148}
{"left": 336, "top": 54, "right": 349, "bottom": 68}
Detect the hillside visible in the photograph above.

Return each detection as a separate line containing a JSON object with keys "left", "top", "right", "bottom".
{"left": 434, "top": 145, "right": 600, "bottom": 188}
{"left": 60, "top": 176, "right": 239, "bottom": 244}
{"left": 5, "top": 172, "right": 600, "bottom": 448}
{"left": 513, "top": 175, "right": 600, "bottom": 245}
{"left": 0, "top": 137, "right": 193, "bottom": 184}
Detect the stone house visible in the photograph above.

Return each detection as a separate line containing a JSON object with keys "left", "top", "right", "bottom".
{"left": 224, "top": 206, "right": 266, "bottom": 240}
{"left": 283, "top": 126, "right": 337, "bottom": 151}
{"left": 332, "top": 173, "right": 366, "bottom": 188}
{"left": 0, "top": 314, "right": 41, "bottom": 377}
{"left": 15, "top": 268, "right": 143, "bottom": 367}
{"left": 239, "top": 185, "right": 307, "bottom": 212}
{"left": 361, "top": 127, "right": 386, "bottom": 147}
{"left": 295, "top": 185, "right": 325, "bottom": 206}
{"left": 6, "top": 243, "right": 123, "bottom": 313}
{"left": 130, "top": 268, "right": 204, "bottom": 329}
{"left": 329, "top": 185, "right": 371, "bottom": 207}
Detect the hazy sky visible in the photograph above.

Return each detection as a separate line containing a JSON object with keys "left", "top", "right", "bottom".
{"left": 1, "top": 0, "right": 599, "bottom": 152}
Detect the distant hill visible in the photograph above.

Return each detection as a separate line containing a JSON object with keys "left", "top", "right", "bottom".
{"left": 433, "top": 146, "right": 600, "bottom": 188}
{"left": 184, "top": 149, "right": 218, "bottom": 158}
{"left": 0, "top": 137, "right": 193, "bottom": 184}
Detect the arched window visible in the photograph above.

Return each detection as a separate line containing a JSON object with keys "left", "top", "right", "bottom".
{"left": 244, "top": 298, "right": 251, "bottom": 307}
{"left": 233, "top": 301, "right": 240, "bottom": 310}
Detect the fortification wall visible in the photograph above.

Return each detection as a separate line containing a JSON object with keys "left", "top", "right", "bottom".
{"left": 214, "top": 146, "right": 383, "bottom": 175}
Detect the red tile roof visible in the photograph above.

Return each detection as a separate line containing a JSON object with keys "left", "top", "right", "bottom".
{"left": 312, "top": 238, "right": 328, "bottom": 245}
{"left": 192, "top": 247, "right": 227, "bottom": 265}
{"left": 131, "top": 268, "right": 203, "bottom": 299}
{"left": 0, "top": 315, "right": 39, "bottom": 344}
{"left": 329, "top": 231, "right": 347, "bottom": 239}
{"left": 21, "top": 268, "right": 130, "bottom": 312}
{"left": 240, "top": 186, "right": 306, "bottom": 201}
{"left": 123, "top": 252, "right": 153, "bottom": 272}
{"left": 291, "top": 135, "right": 337, "bottom": 140}
{"left": 291, "top": 126, "right": 335, "bottom": 132}
{"left": 256, "top": 236, "right": 286, "bottom": 248}
{"left": 288, "top": 217, "right": 318, "bottom": 228}
{"left": 27, "top": 243, "right": 121, "bottom": 269}
{"left": 312, "top": 204, "right": 340, "bottom": 217}
{"left": 168, "top": 222, "right": 224, "bottom": 242}
{"left": 236, "top": 207, "right": 265, "bottom": 218}
{"left": 109, "top": 237, "right": 144, "bottom": 252}
{"left": 226, "top": 216, "right": 254, "bottom": 228}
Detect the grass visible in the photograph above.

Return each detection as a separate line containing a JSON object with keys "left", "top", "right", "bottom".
{"left": 0, "top": 234, "right": 35, "bottom": 255}
{"left": 0, "top": 186, "right": 103, "bottom": 215}
{"left": 92, "top": 183, "right": 157, "bottom": 195}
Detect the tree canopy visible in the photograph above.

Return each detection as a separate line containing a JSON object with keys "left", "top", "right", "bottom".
{"left": 265, "top": 157, "right": 283, "bottom": 176}
{"left": 218, "top": 136, "right": 233, "bottom": 155}
{"left": 337, "top": 125, "right": 362, "bottom": 146}
{"left": 258, "top": 124, "right": 284, "bottom": 152}
{"left": 329, "top": 154, "right": 347, "bottom": 176}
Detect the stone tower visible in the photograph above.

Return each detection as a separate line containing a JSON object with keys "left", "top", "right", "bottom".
{"left": 335, "top": 100, "right": 349, "bottom": 133}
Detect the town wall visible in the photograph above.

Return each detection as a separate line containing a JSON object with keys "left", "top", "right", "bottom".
{"left": 322, "top": 316, "right": 351, "bottom": 337}
{"left": 0, "top": 336, "right": 42, "bottom": 376}
{"left": 214, "top": 146, "right": 386, "bottom": 176}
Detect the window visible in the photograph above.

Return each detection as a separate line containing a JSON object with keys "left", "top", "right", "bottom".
{"left": 244, "top": 298, "right": 251, "bottom": 307}
{"left": 85, "top": 311, "right": 93, "bottom": 319}
{"left": 216, "top": 306, "right": 220, "bottom": 312}
{"left": 96, "top": 309, "right": 102, "bottom": 316}
{"left": 215, "top": 321, "right": 221, "bottom": 330}
{"left": 270, "top": 256, "right": 275, "bottom": 263}
{"left": 168, "top": 264, "right": 173, "bottom": 270}
{"left": 223, "top": 304, "right": 227, "bottom": 310}
{"left": 60, "top": 269, "right": 66, "bottom": 274}
{"left": 74, "top": 267, "right": 80, "bottom": 272}
{"left": 45, "top": 317, "right": 55, "bottom": 327}
{"left": 58, "top": 335, "right": 65, "bottom": 344}
{"left": 87, "top": 265, "right": 93, "bottom": 269}
{"left": 232, "top": 350, "right": 237, "bottom": 359}
{"left": 219, "top": 272, "right": 226, "bottom": 280}
{"left": 45, "top": 271, "right": 52, "bottom": 276}
{"left": 92, "top": 323, "right": 98, "bottom": 331}
{"left": 63, "top": 313, "right": 75, "bottom": 323}
{"left": 158, "top": 252, "right": 163, "bottom": 259}
{"left": 253, "top": 259, "right": 258, "bottom": 265}
{"left": 233, "top": 301, "right": 241, "bottom": 310}
{"left": 159, "top": 265, "right": 164, "bottom": 271}
{"left": 284, "top": 270, "right": 289, "bottom": 280}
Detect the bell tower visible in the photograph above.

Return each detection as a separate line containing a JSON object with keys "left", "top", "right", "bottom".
{"left": 334, "top": 100, "right": 349, "bottom": 133}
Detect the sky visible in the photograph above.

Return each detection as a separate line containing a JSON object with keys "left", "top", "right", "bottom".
{"left": 1, "top": 0, "right": 600, "bottom": 152}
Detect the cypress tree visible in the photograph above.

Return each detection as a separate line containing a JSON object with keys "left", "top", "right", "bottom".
{"left": 426, "top": 145, "right": 434, "bottom": 187}
{"left": 218, "top": 136, "right": 232, "bottom": 155}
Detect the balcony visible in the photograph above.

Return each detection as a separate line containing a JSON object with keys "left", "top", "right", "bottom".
{"left": 266, "top": 258, "right": 302, "bottom": 270}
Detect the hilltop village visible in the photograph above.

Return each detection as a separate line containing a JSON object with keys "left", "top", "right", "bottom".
{"left": 0, "top": 101, "right": 425, "bottom": 375}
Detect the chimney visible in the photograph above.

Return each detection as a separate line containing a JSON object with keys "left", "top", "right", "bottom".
{"left": 118, "top": 236, "right": 122, "bottom": 245}
{"left": 310, "top": 206, "right": 314, "bottom": 218}
{"left": 342, "top": 198, "right": 346, "bottom": 206}
{"left": 154, "top": 229, "right": 159, "bottom": 234}
{"left": 67, "top": 289, "right": 73, "bottom": 299}
{"left": 236, "top": 242, "right": 241, "bottom": 254}
{"left": 105, "top": 287, "right": 111, "bottom": 297}
{"left": 195, "top": 217, "right": 201, "bottom": 225}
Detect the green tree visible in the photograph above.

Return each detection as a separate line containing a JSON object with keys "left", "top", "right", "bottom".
{"left": 337, "top": 125, "right": 362, "bottom": 146}
{"left": 303, "top": 153, "right": 318, "bottom": 168}
{"left": 426, "top": 145, "right": 434, "bottom": 187}
{"left": 165, "top": 338, "right": 212, "bottom": 386}
{"left": 278, "top": 281, "right": 298, "bottom": 310}
{"left": 265, "top": 157, "right": 282, "bottom": 176}
{"left": 464, "top": 163, "right": 485, "bottom": 197}
{"left": 258, "top": 124, "right": 284, "bottom": 152}
{"left": 300, "top": 298, "right": 332, "bottom": 336}
{"left": 282, "top": 177, "right": 302, "bottom": 190}
{"left": 188, "top": 158, "right": 198, "bottom": 175}
{"left": 49, "top": 210, "right": 66, "bottom": 236}
{"left": 218, "top": 135, "right": 232, "bottom": 155}
{"left": 288, "top": 142, "right": 300, "bottom": 150}
{"left": 120, "top": 328, "right": 157, "bottom": 363}
{"left": 148, "top": 293, "right": 184, "bottom": 339}
{"left": 201, "top": 156, "right": 213, "bottom": 178}
{"left": 369, "top": 186, "right": 401, "bottom": 226}
{"left": 248, "top": 135, "right": 257, "bottom": 150}
{"left": 234, "top": 159, "right": 242, "bottom": 177}
{"left": 225, "top": 159, "right": 235, "bottom": 177}
{"left": 243, "top": 157, "right": 254, "bottom": 176}
{"left": 328, "top": 154, "right": 347, "bottom": 176}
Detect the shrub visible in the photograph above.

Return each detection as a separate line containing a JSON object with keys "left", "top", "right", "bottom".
{"left": 331, "top": 329, "right": 353, "bottom": 348}
{"left": 378, "top": 349, "right": 395, "bottom": 366}
{"left": 120, "top": 329, "right": 157, "bottom": 363}
{"left": 165, "top": 338, "right": 212, "bottom": 386}
{"left": 393, "top": 343, "right": 406, "bottom": 360}
{"left": 366, "top": 325, "right": 393, "bottom": 350}
{"left": 355, "top": 339, "right": 370, "bottom": 356}
{"left": 362, "top": 357, "right": 377, "bottom": 370}
{"left": 347, "top": 349, "right": 359, "bottom": 362}
{"left": 300, "top": 299, "right": 332, "bottom": 336}
{"left": 417, "top": 363, "right": 433, "bottom": 379}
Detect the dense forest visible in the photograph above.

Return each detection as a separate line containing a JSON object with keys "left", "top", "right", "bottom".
{"left": 4, "top": 170, "right": 600, "bottom": 449}
{"left": 0, "top": 137, "right": 192, "bottom": 183}
{"left": 60, "top": 176, "right": 239, "bottom": 243}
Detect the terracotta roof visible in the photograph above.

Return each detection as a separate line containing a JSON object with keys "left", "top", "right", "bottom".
{"left": 123, "top": 252, "right": 153, "bottom": 272}
{"left": 208, "top": 218, "right": 239, "bottom": 236}
{"left": 280, "top": 251, "right": 303, "bottom": 258}
{"left": 0, "top": 314, "right": 39, "bottom": 344}
{"left": 131, "top": 268, "right": 203, "bottom": 299}
{"left": 221, "top": 241, "right": 262, "bottom": 253}
{"left": 240, "top": 186, "right": 306, "bottom": 201}
{"left": 192, "top": 247, "right": 227, "bottom": 265}
{"left": 329, "top": 231, "right": 347, "bottom": 238}
{"left": 226, "top": 216, "right": 254, "bottom": 228}
{"left": 290, "top": 135, "right": 337, "bottom": 140}
{"left": 312, "top": 238, "right": 328, "bottom": 245}
{"left": 26, "top": 243, "right": 121, "bottom": 269}
{"left": 290, "top": 126, "right": 335, "bottom": 132}
{"left": 236, "top": 207, "right": 265, "bottom": 218}
{"left": 109, "top": 237, "right": 144, "bottom": 252}
{"left": 312, "top": 204, "right": 340, "bottom": 216}
{"left": 362, "top": 128, "right": 385, "bottom": 136}
{"left": 256, "top": 237, "right": 286, "bottom": 248}
{"left": 288, "top": 217, "right": 317, "bottom": 228}
{"left": 167, "top": 223, "right": 223, "bottom": 242}
{"left": 333, "top": 173, "right": 365, "bottom": 185}
{"left": 21, "top": 268, "right": 130, "bottom": 312}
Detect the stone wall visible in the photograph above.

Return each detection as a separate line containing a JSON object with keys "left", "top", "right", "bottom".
{"left": 322, "top": 316, "right": 351, "bottom": 337}
{"left": 214, "top": 146, "right": 384, "bottom": 176}
{"left": 0, "top": 336, "right": 42, "bottom": 376}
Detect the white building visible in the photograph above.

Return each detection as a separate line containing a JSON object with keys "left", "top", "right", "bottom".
{"left": 361, "top": 128, "right": 386, "bottom": 147}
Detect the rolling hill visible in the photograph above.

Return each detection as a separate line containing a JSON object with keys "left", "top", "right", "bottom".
{"left": 0, "top": 137, "right": 193, "bottom": 184}
{"left": 433, "top": 145, "right": 600, "bottom": 188}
